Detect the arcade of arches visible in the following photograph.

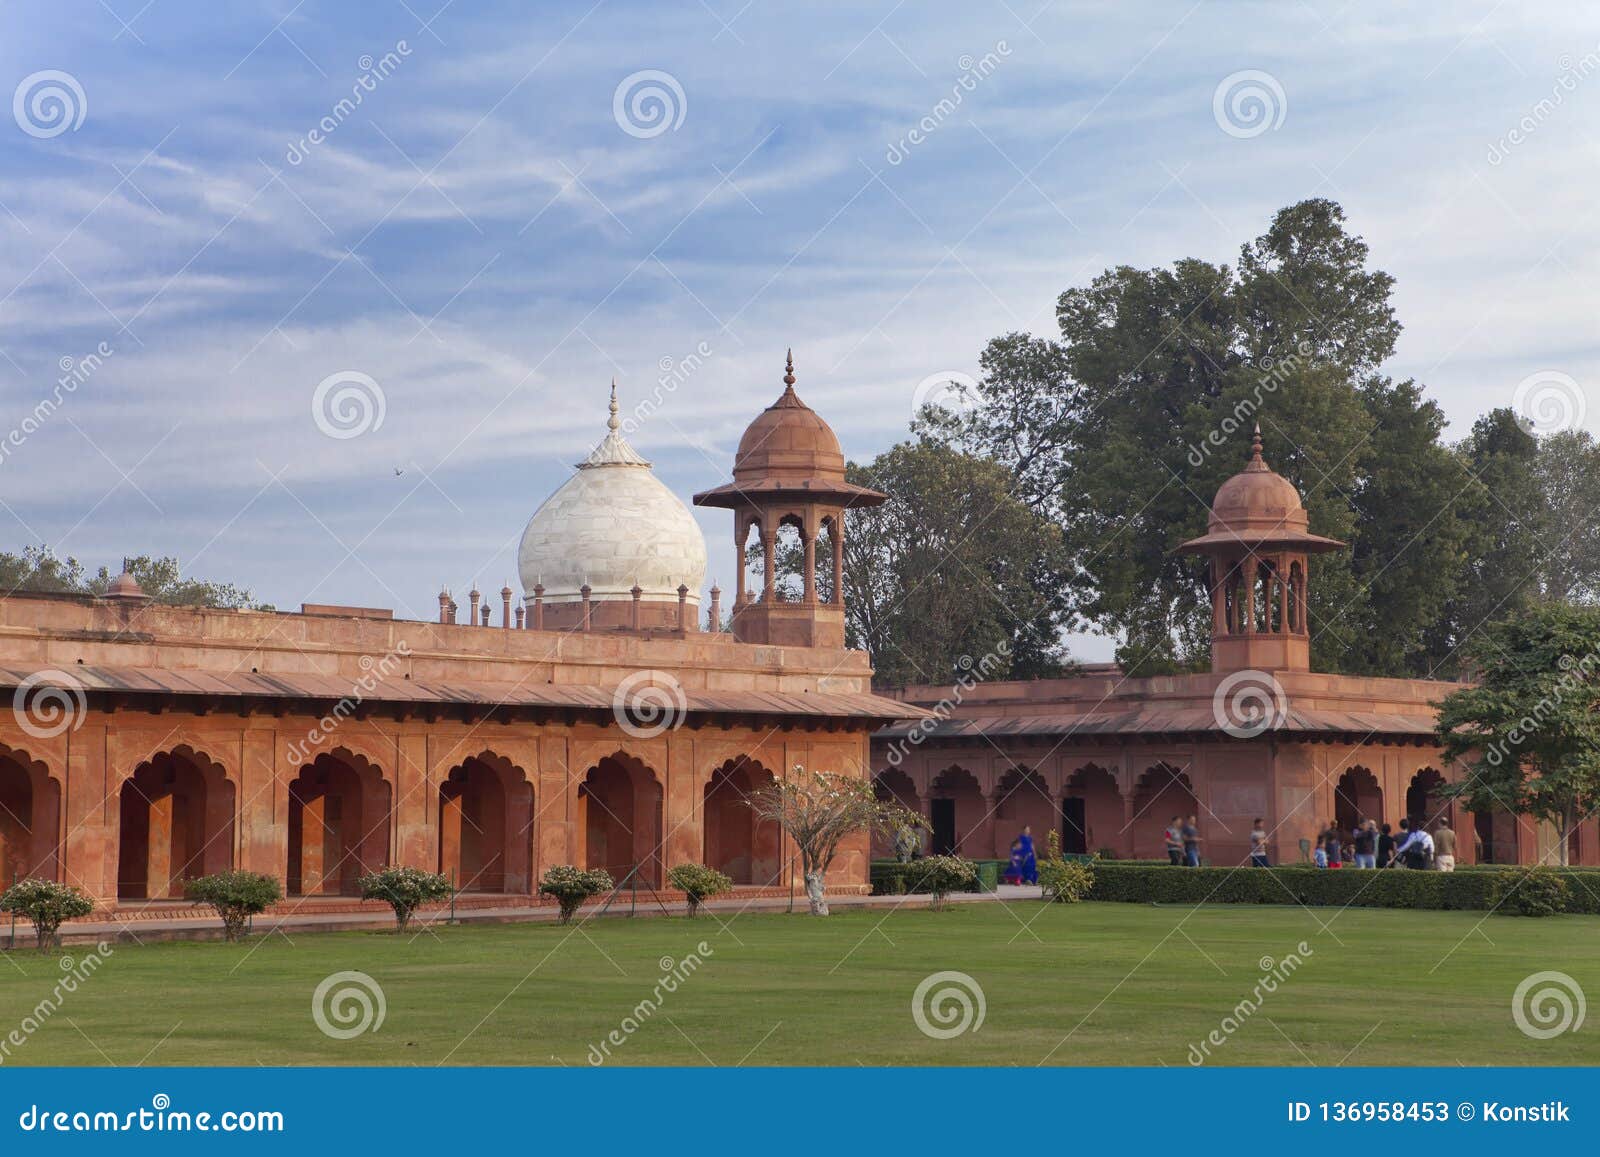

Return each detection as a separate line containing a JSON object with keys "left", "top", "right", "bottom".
{"left": 0, "top": 719, "right": 876, "bottom": 907}
{"left": 872, "top": 747, "right": 1600, "bottom": 867}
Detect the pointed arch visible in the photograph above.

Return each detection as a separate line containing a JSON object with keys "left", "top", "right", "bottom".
{"left": 117, "top": 746, "right": 235, "bottom": 900}
{"left": 929, "top": 764, "right": 983, "bottom": 856}
{"left": 579, "top": 751, "right": 663, "bottom": 887}
{"left": 1062, "top": 763, "right": 1122, "bottom": 857}
{"left": 994, "top": 766, "right": 1054, "bottom": 856}
{"left": 0, "top": 742, "right": 61, "bottom": 885}
{"left": 1334, "top": 766, "right": 1382, "bottom": 832}
{"left": 439, "top": 750, "right": 534, "bottom": 894}
{"left": 1132, "top": 763, "right": 1198, "bottom": 861}
{"left": 288, "top": 747, "right": 392, "bottom": 897}
{"left": 872, "top": 767, "right": 919, "bottom": 858}
{"left": 702, "top": 757, "right": 781, "bottom": 885}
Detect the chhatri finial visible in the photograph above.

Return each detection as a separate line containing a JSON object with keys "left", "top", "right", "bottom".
{"left": 1249, "top": 421, "right": 1264, "bottom": 465}
{"left": 607, "top": 378, "right": 620, "bottom": 433}
{"left": 783, "top": 348, "right": 795, "bottom": 388}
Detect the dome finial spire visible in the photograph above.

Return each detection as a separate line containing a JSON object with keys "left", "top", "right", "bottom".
{"left": 783, "top": 348, "right": 796, "bottom": 388}
{"left": 1248, "top": 421, "right": 1265, "bottom": 468}
{"left": 608, "top": 378, "right": 620, "bottom": 433}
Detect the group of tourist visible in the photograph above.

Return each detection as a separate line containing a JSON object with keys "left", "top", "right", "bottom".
{"left": 1311, "top": 816, "right": 1457, "bottom": 870}
{"left": 1165, "top": 815, "right": 1459, "bottom": 870}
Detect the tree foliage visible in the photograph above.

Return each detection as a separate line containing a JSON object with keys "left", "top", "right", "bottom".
{"left": 746, "top": 765, "right": 921, "bottom": 915}
{"left": 0, "top": 878, "right": 95, "bottom": 949}
{"left": 538, "top": 865, "right": 613, "bottom": 923}
{"left": 924, "top": 199, "right": 1487, "bottom": 676}
{"left": 358, "top": 866, "right": 454, "bottom": 931}
{"left": 0, "top": 547, "right": 268, "bottom": 609}
{"left": 835, "top": 440, "right": 1073, "bottom": 686}
{"left": 185, "top": 870, "right": 283, "bottom": 942}
{"left": 1435, "top": 604, "right": 1600, "bottom": 865}
{"left": 666, "top": 863, "right": 733, "bottom": 917}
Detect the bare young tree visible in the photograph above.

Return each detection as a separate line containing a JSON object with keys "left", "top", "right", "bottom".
{"left": 747, "top": 764, "right": 922, "bottom": 915}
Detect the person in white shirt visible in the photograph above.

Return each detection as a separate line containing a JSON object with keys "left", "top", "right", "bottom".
{"left": 1394, "top": 823, "right": 1434, "bottom": 870}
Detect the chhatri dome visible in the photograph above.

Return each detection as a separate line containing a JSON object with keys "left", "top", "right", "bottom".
{"left": 517, "top": 385, "right": 707, "bottom": 630}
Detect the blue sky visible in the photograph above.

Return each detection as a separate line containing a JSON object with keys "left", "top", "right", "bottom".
{"left": 1, "top": 1, "right": 1597, "bottom": 658}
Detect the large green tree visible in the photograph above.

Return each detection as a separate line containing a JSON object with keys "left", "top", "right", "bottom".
{"left": 834, "top": 440, "right": 1072, "bottom": 687}
{"left": 1436, "top": 603, "right": 1600, "bottom": 865}
{"left": 927, "top": 198, "right": 1476, "bottom": 676}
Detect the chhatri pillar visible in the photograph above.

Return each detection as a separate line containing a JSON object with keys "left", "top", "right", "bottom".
{"left": 1178, "top": 424, "right": 1345, "bottom": 673}
{"left": 693, "top": 350, "right": 887, "bottom": 648}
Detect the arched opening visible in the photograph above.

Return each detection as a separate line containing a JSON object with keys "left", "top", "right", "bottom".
{"left": 871, "top": 768, "right": 919, "bottom": 858}
{"left": 1334, "top": 767, "right": 1382, "bottom": 833}
{"left": 1132, "top": 764, "right": 1198, "bottom": 861}
{"left": 736, "top": 515, "right": 764, "bottom": 608}
{"left": 117, "top": 747, "right": 235, "bottom": 900}
{"left": 1062, "top": 764, "right": 1123, "bottom": 856}
{"left": 579, "top": 753, "right": 663, "bottom": 887}
{"left": 994, "top": 767, "right": 1054, "bottom": 857}
{"left": 1223, "top": 564, "right": 1244, "bottom": 634}
{"left": 703, "top": 759, "right": 781, "bottom": 885}
{"left": 439, "top": 752, "right": 534, "bottom": 894}
{"left": 1405, "top": 768, "right": 1449, "bottom": 829}
{"left": 1288, "top": 561, "right": 1305, "bottom": 632}
{"left": 771, "top": 515, "right": 805, "bottom": 602}
{"left": 929, "top": 766, "right": 983, "bottom": 856}
{"left": 0, "top": 746, "right": 60, "bottom": 885}
{"left": 288, "top": 750, "right": 391, "bottom": 896}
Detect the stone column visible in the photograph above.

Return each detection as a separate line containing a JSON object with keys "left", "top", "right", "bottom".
{"left": 802, "top": 529, "right": 816, "bottom": 604}
{"left": 1121, "top": 793, "right": 1138, "bottom": 859}
{"left": 762, "top": 525, "right": 776, "bottom": 601}
{"left": 831, "top": 519, "right": 845, "bottom": 604}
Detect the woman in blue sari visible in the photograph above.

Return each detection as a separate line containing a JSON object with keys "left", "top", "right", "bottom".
{"left": 1016, "top": 825, "right": 1038, "bottom": 885}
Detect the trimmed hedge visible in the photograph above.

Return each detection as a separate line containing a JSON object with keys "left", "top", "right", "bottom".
{"left": 871, "top": 859, "right": 983, "bottom": 896}
{"left": 1086, "top": 862, "right": 1600, "bottom": 914}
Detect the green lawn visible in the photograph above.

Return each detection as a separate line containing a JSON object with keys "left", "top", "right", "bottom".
{"left": 1, "top": 902, "right": 1594, "bottom": 1066}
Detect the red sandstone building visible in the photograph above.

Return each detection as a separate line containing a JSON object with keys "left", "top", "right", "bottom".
{"left": 873, "top": 430, "right": 1600, "bottom": 869}
{"left": 0, "top": 360, "right": 911, "bottom": 913}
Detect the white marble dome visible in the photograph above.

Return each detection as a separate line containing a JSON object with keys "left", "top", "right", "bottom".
{"left": 518, "top": 389, "right": 707, "bottom": 606}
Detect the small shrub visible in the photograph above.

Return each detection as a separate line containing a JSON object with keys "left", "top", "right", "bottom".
{"left": 185, "top": 871, "right": 282, "bottom": 942}
{"left": 912, "top": 855, "right": 977, "bottom": 910}
{"left": 358, "top": 866, "right": 454, "bottom": 931}
{"left": 666, "top": 863, "right": 733, "bottom": 917}
{"left": 1040, "top": 857, "right": 1095, "bottom": 903}
{"left": 0, "top": 878, "right": 95, "bottom": 950}
{"left": 1492, "top": 867, "right": 1570, "bottom": 917}
{"left": 539, "top": 865, "right": 614, "bottom": 923}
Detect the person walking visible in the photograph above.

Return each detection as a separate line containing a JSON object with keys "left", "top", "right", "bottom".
{"left": 1377, "top": 822, "right": 1397, "bottom": 868}
{"left": 1248, "top": 819, "right": 1269, "bottom": 867}
{"left": 1352, "top": 820, "right": 1377, "bottom": 869}
{"left": 1322, "top": 819, "right": 1343, "bottom": 868}
{"left": 1163, "top": 816, "right": 1184, "bottom": 866}
{"left": 1432, "top": 820, "right": 1457, "bottom": 872}
{"left": 1181, "top": 815, "right": 1201, "bottom": 867}
{"left": 1394, "top": 820, "right": 1434, "bottom": 870}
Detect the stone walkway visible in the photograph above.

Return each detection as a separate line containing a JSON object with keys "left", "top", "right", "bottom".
{"left": 13, "top": 884, "right": 1047, "bottom": 948}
